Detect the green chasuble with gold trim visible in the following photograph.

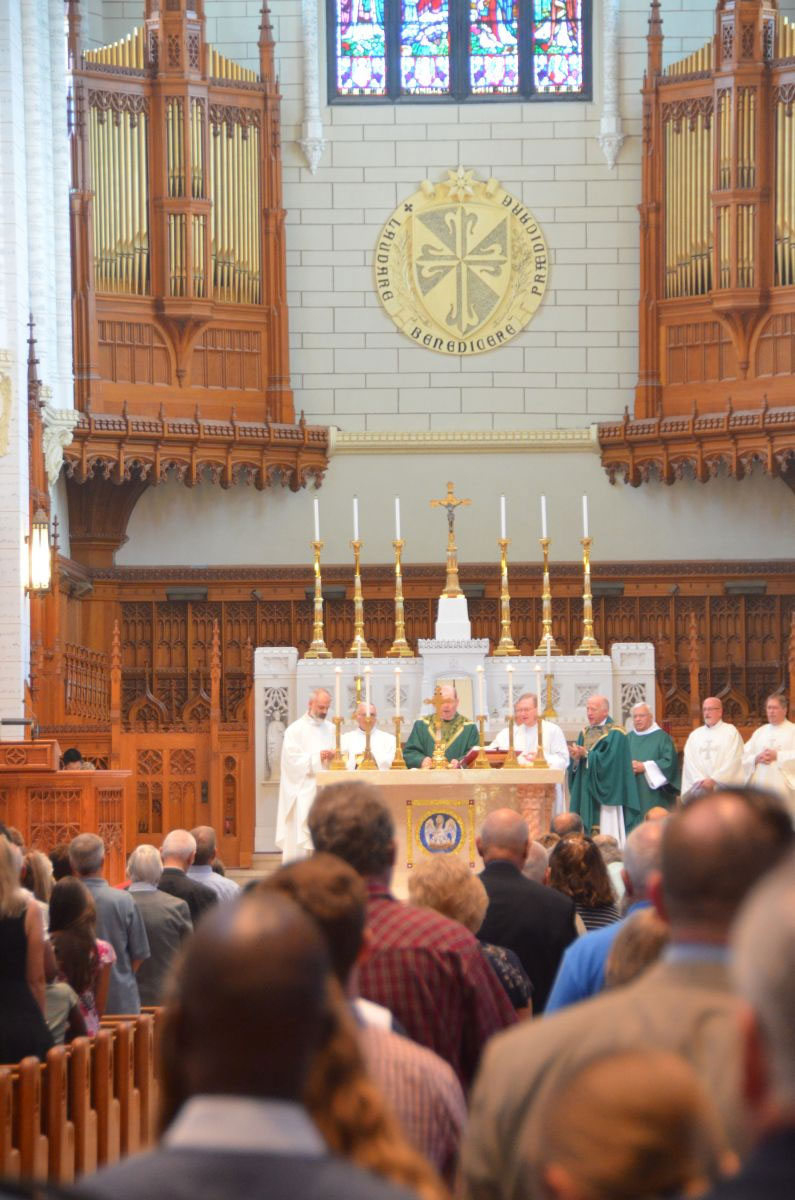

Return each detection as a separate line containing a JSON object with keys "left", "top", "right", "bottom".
{"left": 403, "top": 712, "right": 479, "bottom": 769}
{"left": 567, "top": 717, "right": 641, "bottom": 836}
{"left": 626, "top": 727, "right": 681, "bottom": 815}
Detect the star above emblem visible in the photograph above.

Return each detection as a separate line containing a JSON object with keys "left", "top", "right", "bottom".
{"left": 444, "top": 166, "right": 476, "bottom": 201}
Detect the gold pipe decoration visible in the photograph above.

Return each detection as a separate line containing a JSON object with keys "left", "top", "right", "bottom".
{"left": 574, "top": 536, "right": 603, "bottom": 656}
{"left": 535, "top": 537, "right": 560, "bottom": 656}
{"left": 386, "top": 539, "right": 414, "bottom": 658}
{"left": 493, "top": 538, "right": 519, "bottom": 656}
{"left": 328, "top": 717, "right": 347, "bottom": 770}
{"left": 346, "top": 541, "right": 373, "bottom": 658}
{"left": 304, "top": 540, "right": 331, "bottom": 658}
{"left": 390, "top": 716, "right": 407, "bottom": 770}
{"left": 356, "top": 713, "right": 379, "bottom": 771}
{"left": 471, "top": 716, "right": 492, "bottom": 770}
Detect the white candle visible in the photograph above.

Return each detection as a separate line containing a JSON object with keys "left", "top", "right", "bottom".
{"left": 394, "top": 496, "right": 401, "bottom": 541}
{"left": 506, "top": 664, "right": 514, "bottom": 710}
{"left": 582, "top": 494, "right": 589, "bottom": 538}
{"left": 541, "top": 494, "right": 548, "bottom": 539}
{"left": 546, "top": 633, "right": 552, "bottom": 675}
{"left": 334, "top": 666, "right": 342, "bottom": 717}
{"left": 313, "top": 497, "right": 320, "bottom": 542}
{"left": 500, "top": 495, "right": 507, "bottom": 540}
{"left": 394, "top": 666, "right": 401, "bottom": 717}
{"left": 535, "top": 664, "right": 543, "bottom": 713}
{"left": 477, "top": 666, "right": 485, "bottom": 717}
{"left": 353, "top": 496, "right": 359, "bottom": 541}
{"left": 364, "top": 666, "right": 372, "bottom": 711}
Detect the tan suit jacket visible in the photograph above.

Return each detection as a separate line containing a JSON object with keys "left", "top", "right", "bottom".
{"left": 461, "top": 958, "right": 749, "bottom": 1200}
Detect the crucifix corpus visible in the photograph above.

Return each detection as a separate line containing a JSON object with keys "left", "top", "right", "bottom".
{"left": 430, "top": 481, "right": 471, "bottom": 598}
{"left": 423, "top": 684, "right": 452, "bottom": 770}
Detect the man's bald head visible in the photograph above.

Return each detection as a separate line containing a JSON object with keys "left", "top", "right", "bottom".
{"left": 645, "top": 806, "right": 670, "bottom": 822}
{"left": 190, "top": 825, "right": 217, "bottom": 867}
{"left": 477, "top": 808, "right": 529, "bottom": 868}
{"left": 658, "top": 789, "right": 793, "bottom": 937}
{"left": 701, "top": 697, "right": 723, "bottom": 727}
{"left": 160, "top": 893, "right": 330, "bottom": 1127}
{"left": 551, "top": 812, "right": 584, "bottom": 838}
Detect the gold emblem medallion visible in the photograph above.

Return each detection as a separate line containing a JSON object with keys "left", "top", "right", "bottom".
{"left": 375, "top": 167, "right": 549, "bottom": 356}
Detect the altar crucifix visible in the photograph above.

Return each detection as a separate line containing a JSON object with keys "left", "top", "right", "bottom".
{"left": 423, "top": 684, "right": 452, "bottom": 770}
{"left": 430, "top": 481, "right": 471, "bottom": 598}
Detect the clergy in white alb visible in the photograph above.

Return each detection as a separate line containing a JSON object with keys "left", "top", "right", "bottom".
{"left": 487, "top": 693, "right": 570, "bottom": 814}
{"left": 681, "top": 696, "right": 744, "bottom": 796}
{"left": 742, "top": 693, "right": 795, "bottom": 820}
{"left": 276, "top": 687, "right": 335, "bottom": 862}
{"left": 341, "top": 702, "right": 396, "bottom": 771}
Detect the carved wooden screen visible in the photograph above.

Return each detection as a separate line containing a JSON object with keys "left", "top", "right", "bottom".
{"left": 68, "top": 0, "right": 291, "bottom": 424}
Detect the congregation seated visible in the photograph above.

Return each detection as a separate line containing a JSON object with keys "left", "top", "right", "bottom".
{"left": 307, "top": 780, "right": 517, "bottom": 1089}
{"left": 261, "top": 853, "right": 465, "bottom": 1188}
{"left": 78, "top": 891, "right": 421, "bottom": 1200}
{"left": 408, "top": 855, "right": 533, "bottom": 1017}
{"left": 127, "top": 845, "right": 192, "bottom": 1006}
{"left": 546, "top": 836, "right": 622, "bottom": 932}
{"left": 0, "top": 834, "right": 52, "bottom": 1062}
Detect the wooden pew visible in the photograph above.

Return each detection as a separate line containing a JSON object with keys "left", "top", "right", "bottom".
{"left": 7, "top": 1057, "right": 48, "bottom": 1180}
{"left": 68, "top": 1037, "right": 98, "bottom": 1177}
{"left": 100, "top": 1019, "right": 140, "bottom": 1156}
{"left": 0, "top": 1066, "right": 20, "bottom": 1178}
{"left": 42, "top": 1045, "right": 75, "bottom": 1183}
{"left": 91, "top": 1029, "right": 120, "bottom": 1166}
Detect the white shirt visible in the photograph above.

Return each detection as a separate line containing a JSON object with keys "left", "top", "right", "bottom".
{"left": 187, "top": 864, "right": 241, "bottom": 902}
{"left": 742, "top": 719, "right": 795, "bottom": 818}
{"left": 164, "top": 1095, "right": 326, "bottom": 1156}
{"left": 275, "top": 713, "right": 335, "bottom": 861}
{"left": 340, "top": 726, "right": 397, "bottom": 771}
{"left": 681, "top": 719, "right": 744, "bottom": 794}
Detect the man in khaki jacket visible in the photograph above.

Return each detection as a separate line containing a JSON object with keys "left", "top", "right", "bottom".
{"left": 461, "top": 788, "right": 794, "bottom": 1200}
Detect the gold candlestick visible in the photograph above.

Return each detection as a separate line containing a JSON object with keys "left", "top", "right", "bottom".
{"left": 493, "top": 538, "right": 519, "bottom": 656}
{"left": 358, "top": 715, "right": 378, "bottom": 771}
{"left": 346, "top": 539, "right": 373, "bottom": 658}
{"left": 471, "top": 716, "right": 492, "bottom": 769}
{"left": 575, "top": 536, "right": 604, "bottom": 655}
{"left": 531, "top": 727, "right": 549, "bottom": 769}
{"left": 543, "top": 673, "right": 557, "bottom": 720}
{"left": 535, "top": 537, "right": 561, "bottom": 656}
{"left": 329, "top": 716, "right": 347, "bottom": 770}
{"left": 503, "top": 716, "right": 519, "bottom": 767}
{"left": 354, "top": 673, "right": 363, "bottom": 704}
{"left": 386, "top": 539, "right": 414, "bottom": 658}
{"left": 305, "top": 540, "right": 332, "bottom": 658}
{"left": 390, "top": 715, "right": 407, "bottom": 769}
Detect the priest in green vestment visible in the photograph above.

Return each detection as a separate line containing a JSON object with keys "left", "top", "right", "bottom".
{"left": 567, "top": 694, "right": 640, "bottom": 845}
{"left": 626, "top": 702, "right": 681, "bottom": 815}
{"left": 403, "top": 684, "right": 479, "bottom": 769}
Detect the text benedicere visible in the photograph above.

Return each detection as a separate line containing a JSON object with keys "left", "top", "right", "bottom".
{"left": 275, "top": 688, "right": 335, "bottom": 861}
{"left": 627, "top": 702, "right": 680, "bottom": 816}
{"left": 341, "top": 702, "right": 397, "bottom": 771}
{"left": 567, "top": 694, "right": 639, "bottom": 847}
{"left": 742, "top": 693, "right": 795, "bottom": 820}
{"left": 403, "top": 685, "right": 478, "bottom": 769}
{"left": 681, "top": 697, "right": 743, "bottom": 796}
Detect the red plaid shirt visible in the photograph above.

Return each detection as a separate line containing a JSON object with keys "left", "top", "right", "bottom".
{"left": 357, "top": 883, "right": 517, "bottom": 1089}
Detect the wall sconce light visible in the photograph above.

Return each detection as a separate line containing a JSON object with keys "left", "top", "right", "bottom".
{"left": 27, "top": 508, "right": 52, "bottom": 595}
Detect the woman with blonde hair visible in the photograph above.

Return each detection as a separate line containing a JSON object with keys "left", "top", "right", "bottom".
{"left": 0, "top": 834, "right": 52, "bottom": 1060}
{"left": 408, "top": 855, "right": 532, "bottom": 1015}
{"left": 534, "top": 1049, "right": 735, "bottom": 1200}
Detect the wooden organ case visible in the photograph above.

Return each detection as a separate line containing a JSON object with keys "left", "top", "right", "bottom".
{"left": 599, "top": 0, "right": 795, "bottom": 485}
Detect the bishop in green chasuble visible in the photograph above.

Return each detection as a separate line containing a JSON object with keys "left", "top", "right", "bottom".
{"left": 568, "top": 696, "right": 640, "bottom": 838}
{"left": 403, "top": 685, "right": 479, "bottom": 769}
{"left": 626, "top": 703, "right": 681, "bottom": 815}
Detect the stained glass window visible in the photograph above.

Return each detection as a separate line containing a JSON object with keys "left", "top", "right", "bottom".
{"left": 532, "top": 0, "right": 584, "bottom": 93}
{"left": 335, "top": 0, "right": 387, "bottom": 96}
{"left": 328, "top": 0, "right": 589, "bottom": 101}
{"left": 470, "top": 0, "right": 519, "bottom": 96}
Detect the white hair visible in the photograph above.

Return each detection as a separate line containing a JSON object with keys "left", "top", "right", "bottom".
{"left": 622, "top": 820, "right": 665, "bottom": 892}
{"left": 127, "top": 843, "right": 164, "bottom": 885}
{"left": 732, "top": 852, "right": 795, "bottom": 1106}
{"left": 522, "top": 840, "right": 549, "bottom": 884}
{"left": 69, "top": 832, "right": 105, "bottom": 876}
{"left": 160, "top": 829, "right": 197, "bottom": 864}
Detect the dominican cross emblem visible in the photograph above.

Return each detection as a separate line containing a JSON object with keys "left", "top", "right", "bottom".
{"left": 412, "top": 203, "right": 510, "bottom": 337}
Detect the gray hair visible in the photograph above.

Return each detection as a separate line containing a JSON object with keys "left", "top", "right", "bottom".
{"left": 623, "top": 820, "right": 666, "bottom": 892}
{"left": 522, "top": 840, "right": 549, "bottom": 884}
{"left": 69, "top": 832, "right": 105, "bottom": 876}
{"left": 161, "top": 829, "right": 197, "bottom": 864}
{"left": 127, "top": 843, "right": 163, "bottom": 885}
{"left": 732, "top": 851, "right": 795, "bottom": 1105}
{"left": 631, "top": 702, "right": 653, "bottom": 717}
{"left": 480, "top": 809, "right": 529, "bottom": 857}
